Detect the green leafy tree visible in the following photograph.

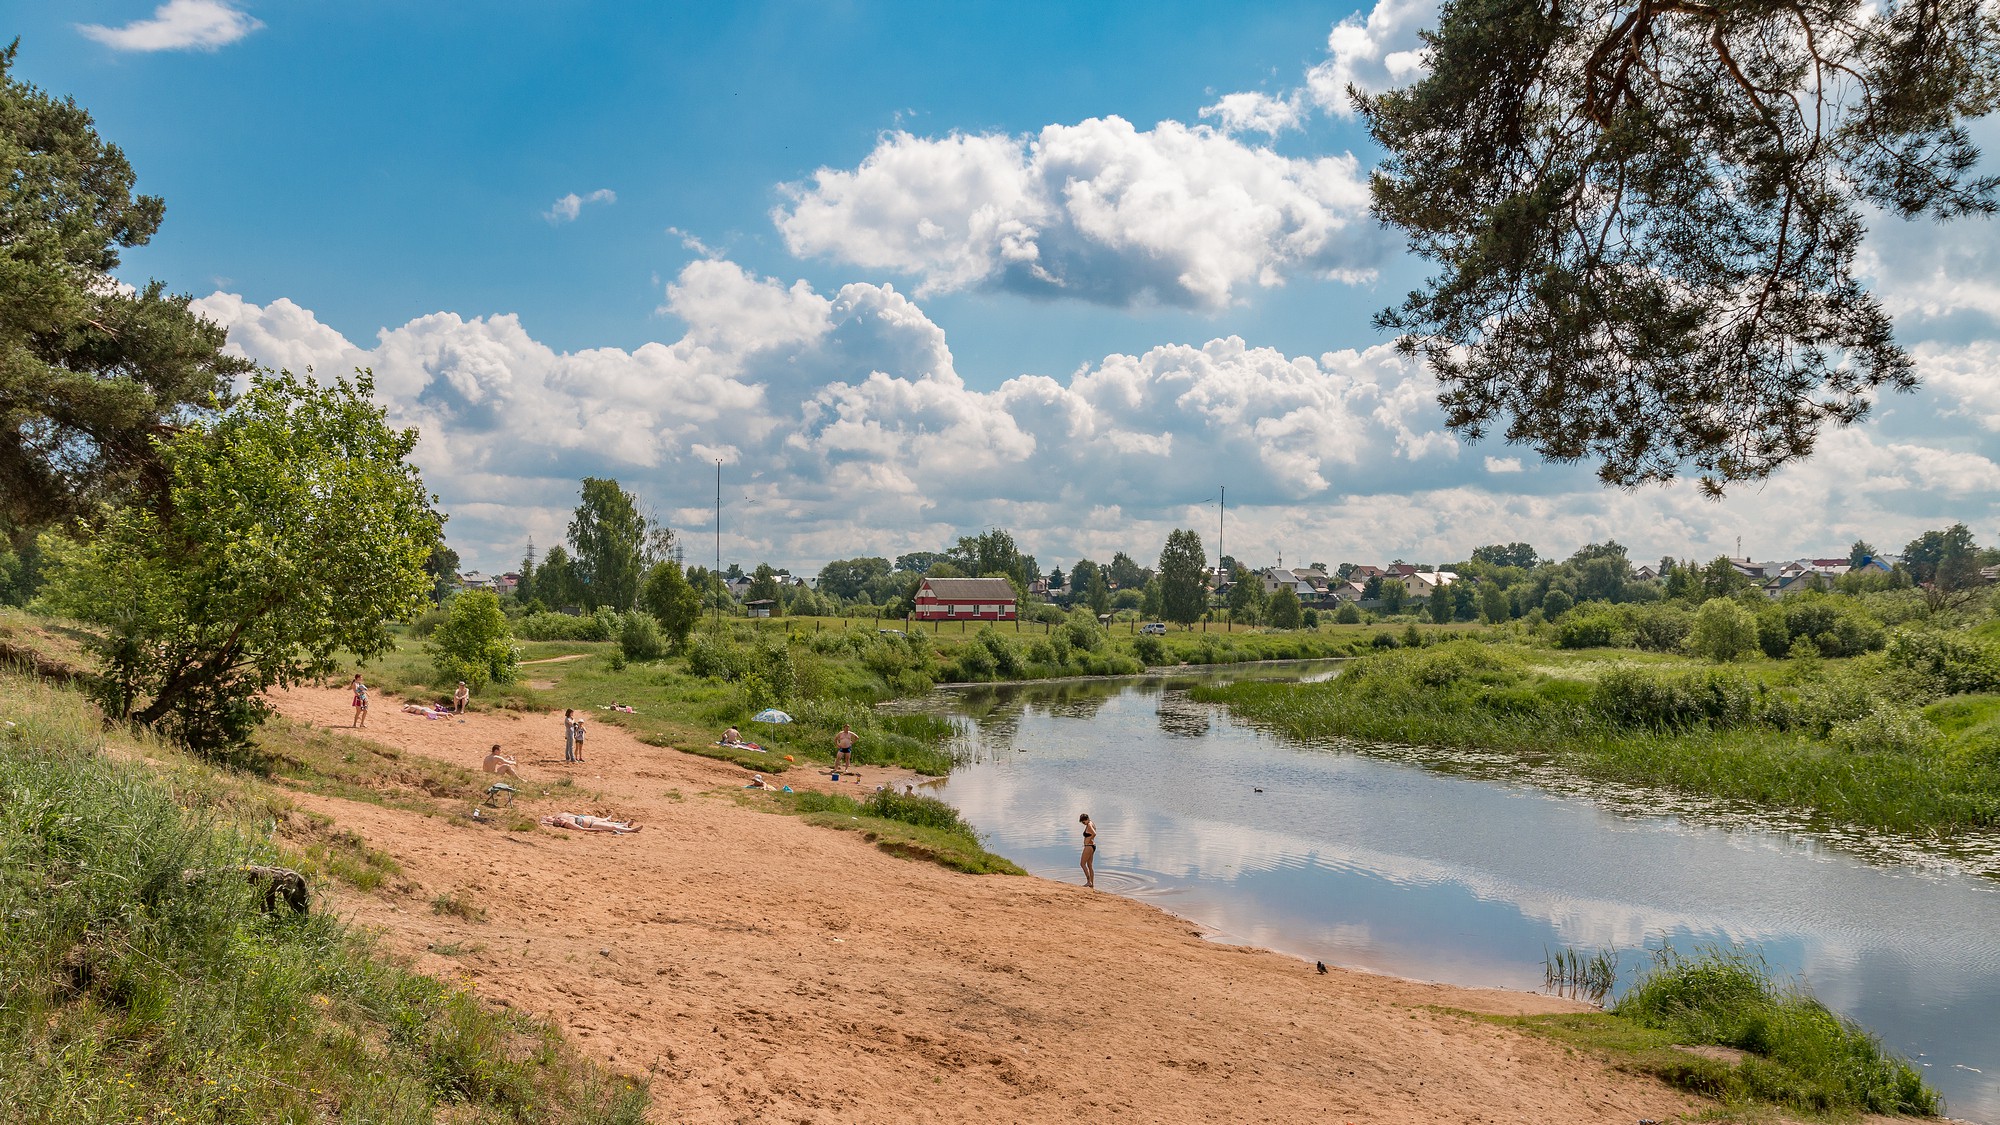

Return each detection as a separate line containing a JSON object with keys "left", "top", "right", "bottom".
{"left": 536, "top": 545, "right": 582, "bottom": 610}
{"left": 1541, "top": 589, "right": 1575, "bottom": 619}
{"left": 1427, "top": 584, "right": 1453, "bottom": 624}
{"left": 1334, "top": 601, "right": 1362, "bottom": 625}
{"left": 1471, "top": 543, "right": 1539, "bottom": 569}
{"left": 1379, "top": 580, "right": 1407, "bottom": 614}
{"left": 1478, "top": 582, "right": 1510, "bottom": 624}
{"left": 41, "top": 372, "right": 434, "bottom": 751}
{"left": 1086, "top": 565, "right": 1111, "bottom": 618}
{"left": 568, "top": 477, "right": 647, "bottom": 610}
{"left": 1108, "top": 551, "right": 1148, "bottom": 590}
{"left": 1140, "top": 577, "right": 1163, "bottom": 620}
{"left": 1904, "top": 523, "right": 1980, "bottom": 589}
{"left": 427, "top": 589, "right": 517, "bottom": 690}
{"left": 816, "top": 556, "right": 892, "bottom": 601}
{"left": 1361, "top": 0, "right": 2000, "bottom": 490}
{"left": 1266, "top": 585, "right": 1303, "bottom": 629}
{"left": 1227, "top": 565, "right": 1265, "bottom": 624}
{"left": 1156, "top": 528, "right": 1208, "bottom": 626}
{"left": 423, "top": 542, "right": 460, "bottom": 603}
{"left": 1848, "top": 539, "right": 1878, "bottom": 569}
{"left": 746, "top": 563, "right": 783, "bottom": 612}
{"left": 894, "top": 550, "right": 948, "bottom": 574}
{"left": 1688, "top": 597, "right": 1760, "bottom": 662}
{"left": 640, "top": 561, "right": 703, "bottom": 649}
{"left": 0, "top": 44, "right": 254, "bottom": 534}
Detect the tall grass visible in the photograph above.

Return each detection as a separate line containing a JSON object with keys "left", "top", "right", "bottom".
{"left": 0, "top": 674, "right": 649, "bottom": 1124}
{"left": 773, "top": 788, "right": 1022, "bottom": 875}
{"left": 1196, "top": 642, "right": 2000, "bottom": 836}
{"left": 1613, "top": 947, "right": 1938, "bottom": 1115}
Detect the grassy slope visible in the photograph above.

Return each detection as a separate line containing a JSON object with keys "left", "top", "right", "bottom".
{"left": 1196, "top": 641, "right": 2000, "bottom": 838}
{"left": 0, "top": 672, "right": 650, "bottom": 1125}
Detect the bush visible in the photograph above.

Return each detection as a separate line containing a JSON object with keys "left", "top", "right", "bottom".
{"left": 1541, "top": 589, "right": 1574, "bottom": 618}
{"left": 1688, "top": 597, "right": 1759, "bottom": 662}
{"left": 1829, "top": 708, "right": 1943, "bottom": 756}
{"left": 1629, "top": 604, "right": 1692, "bottom": 652}
{"left": 1883, "top": 628, "right": 2000, "bottom": 695}
{"left": 1131, "top": 635, "right": 1167, "bottom": 665}
{"left": 1756, "top": 594, "right": 1887, "bottom": 659}
{"left": 618, "top": 612, "right": 665, "bottom": 663}
{"left": 685, "top": 633, "right": 738, "bottom": 679}
{"left": 861, "top": 790, "right": 978, "bottom": 841}
{"left": 1334, "top": 602, "right": 1362, "bottom": 624}
{"left": 1552, "top": 608, "right": 1619, "bottom": 649}
{"left": 514, "top": 611, "right": 612, "bottom": 642}
{"left": 427, "top": 590, "right": 518, "bottom": 691}
{"left": 1594, "top": 666, "right": 1755, "bottom": 730}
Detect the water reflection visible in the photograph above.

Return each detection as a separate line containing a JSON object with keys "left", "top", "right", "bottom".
{"left": 928, "top": 667, "right": 2000, "bottom": 1121}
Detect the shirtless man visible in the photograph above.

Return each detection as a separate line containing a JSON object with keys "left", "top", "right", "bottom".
{"left": 482, "top": 745, "right": 519, "bottom": 778}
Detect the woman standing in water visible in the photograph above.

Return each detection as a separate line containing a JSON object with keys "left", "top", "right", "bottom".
{"left": 1078, "top": 813, "right": 1097, "bottom": 888}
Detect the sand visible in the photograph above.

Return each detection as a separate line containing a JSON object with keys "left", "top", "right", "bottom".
{"left": 272, "top": 687, "right": 1698, "bottom": 1124}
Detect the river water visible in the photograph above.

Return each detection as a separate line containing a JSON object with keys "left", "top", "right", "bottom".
{"left": 923, "top": 663, "right": 2000, "bottom": 1120}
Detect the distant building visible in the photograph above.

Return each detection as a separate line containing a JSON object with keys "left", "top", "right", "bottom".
{"left": 745, "top": 599, "right": 776, "bottom": 619}
{"left": 912, "top": 577, "right": 1017, "bottom": 622}
{"left": 1401, "top": 570, "right": 1459, "bottom": 599}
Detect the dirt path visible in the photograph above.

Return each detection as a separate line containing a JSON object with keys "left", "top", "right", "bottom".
{"left": 273, "top": 687, "right": 1696, "bottom": 1124}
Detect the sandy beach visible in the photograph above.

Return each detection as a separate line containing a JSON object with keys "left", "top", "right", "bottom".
{"left": 271, "top": 686, "right": 1697, "bottom": 1124}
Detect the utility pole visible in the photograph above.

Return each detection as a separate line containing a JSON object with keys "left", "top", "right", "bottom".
{"left": 714, "top": 460, "right": 722, "bottom": 629}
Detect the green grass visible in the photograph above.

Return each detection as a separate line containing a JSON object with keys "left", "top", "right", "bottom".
{"left": 1466, "top": 948, "right": 1939, "bottom": 1118}
{"left": 1195, "top": 640, "right": 2000, "bottom": 837}
{"left": 0, "top": 671, "right": 650, "bottom": 1125}
{"left": 750, "top": 787, "right": 1025, "bottom": 875}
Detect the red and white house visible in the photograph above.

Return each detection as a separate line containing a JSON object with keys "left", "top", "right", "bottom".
{"left": 912, "top": 577, "right": 1017, "bottom": 622}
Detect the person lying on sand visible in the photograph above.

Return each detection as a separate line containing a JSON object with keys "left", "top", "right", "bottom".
{"left": 483, "top": 745, "right": 520, "bottom": 777}
{"left": 603, "top": 702, "right": 637, "bottom": 713}
{"left": 538, "top": 813, "right": 641, "bottom": 834}
{"left": 402, "top": 702, "right": 449, "bottom": 720}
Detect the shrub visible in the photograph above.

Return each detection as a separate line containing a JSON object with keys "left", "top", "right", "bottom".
{"left": 427, "top": 590, "right": 519, "bottom": 691}
{"left": 1595, "top": 666, "right": 1755, "bottom": 730}
{"left": 514, "top": 611, "right": 612, "bottom": 642}
{"left": 1334, "top": 602, "right": 1362, "bottom": 624}
{"left": 1552, "top": 608, "right": 1619, "bottom": 649}
{"left": 1370, "top": 631, "right": 1401, "bottom": 649}
{"left": 1756, "top": 594, "right": 1888, "bottom": 658}
{"left": 685, "top": 633, "right": 737, "bottom": 679}
{"left": 1829, "top": 708, "right": 1944, "bottom": 756}
{"left": 1883, "top": 628, "right": 2000, "bottom": 695}
{"left": 618, "top": 612, "right": 666, "bottom": 662}
{"left": 1062, "top": 612, "right": 1104, "bottom": 653}
{"left": 1541, "top": 589, "right": 1574, "bottom": 618}
{"left": 861, "top": 790, "right": 977, "bottom": 841}
{"left": 1688, "top": 597, "right": 1759, "bottom": 662}
{"left": 1132, "top": 635, "right": 1167, "bottom": 665}
{"left": 1629, "top": 604, "right": 1692, "bottom": 652}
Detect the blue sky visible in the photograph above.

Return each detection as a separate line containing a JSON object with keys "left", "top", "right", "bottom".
{"left": 21, "top": 1, "right": 2000, "bottom": 573}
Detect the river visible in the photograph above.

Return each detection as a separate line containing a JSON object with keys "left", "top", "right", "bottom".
{"left": 922, "top": 663, "right": 2000, "bottom": 1120}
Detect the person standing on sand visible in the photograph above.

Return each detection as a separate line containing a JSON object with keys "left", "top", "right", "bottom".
{"left": 1079, "top": 813, "right": 1097, "bottom": 888}
{"left": 835, "top": 723, "right": 856, "bottom": 768}
{"left": 453, "top": 681, "right": 469, "bottom": 714}
{"left": 350, "top": 674, "right": 369, "bottom": 728}
{"left": 563, "top": 709, "right": 577, "bottom": 762}
{"left": 570, "top": 712, "right": 586, "bottom": 762}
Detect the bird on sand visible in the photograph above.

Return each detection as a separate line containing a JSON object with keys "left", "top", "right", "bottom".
{"left": 1316, "top": 961, "right": 1328, "bottom": 974}
{"left": 1253, "top": 787, "right": 1264, "bottom": 793}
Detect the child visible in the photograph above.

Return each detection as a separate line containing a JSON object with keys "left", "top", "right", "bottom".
{"left": 570, "top": 713, "right": 586, "bottom": 762}
{"left": 350, "top": 674, "right": 369, "bottom": 728}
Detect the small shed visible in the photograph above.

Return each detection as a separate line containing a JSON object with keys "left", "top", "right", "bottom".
{"left": 745, "top": 599, "right": 777, "bottom": 619}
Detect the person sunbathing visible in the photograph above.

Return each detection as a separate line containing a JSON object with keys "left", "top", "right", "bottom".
{"left": 482, "top": 745, "right": 520, "bottom": 777}
{"left": 538, "top": 812, "right": 641, "bottom": 834}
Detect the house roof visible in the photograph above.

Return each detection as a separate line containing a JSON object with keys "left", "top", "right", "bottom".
{"left": 920, "top": 577, "right": 1017, "bottom": 600}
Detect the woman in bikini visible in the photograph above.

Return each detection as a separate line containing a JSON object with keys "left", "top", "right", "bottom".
{"left": 350, "top": 674, "right": 369, "bottom": 728}
{"left": 1078, "top": 813, "right": 1097, "bottom": 888}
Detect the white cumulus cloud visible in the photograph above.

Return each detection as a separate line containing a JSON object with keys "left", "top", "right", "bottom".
{"left": 190, "top": 259, "right": 2000, "bottom": 574}
{"left": 1198, "top": 91, "right": 1306, "bottom": 136}
{"left": 78, "top": 0, "right": 262, "bottom": 52}
{"left": 1304, "top": 0, "right": 1437, "bottom": 116}
{"left": 775, "top": 117, "right": 1378, "bottom": 310}
{"left": 544, "top": 188, "right": 617, "bottom": 224}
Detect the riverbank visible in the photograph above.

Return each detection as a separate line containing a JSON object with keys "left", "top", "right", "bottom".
{"left": 1195, "top": 640, "right": 2000, "bottom": 840}
{"left": 260, "top": 683, "right": 1704, "bottom": 1123}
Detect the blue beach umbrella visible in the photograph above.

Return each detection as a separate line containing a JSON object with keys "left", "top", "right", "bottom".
{"left": 751, "top": 708, "right": 792, "bottom": 724}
